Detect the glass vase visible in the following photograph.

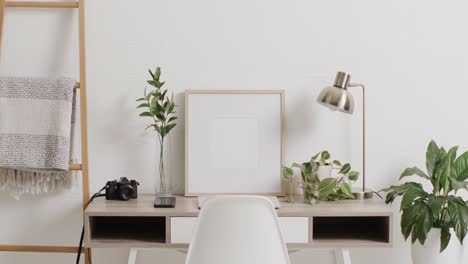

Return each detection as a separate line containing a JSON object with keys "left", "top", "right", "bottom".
{"left": 284, "top": 177, "right": 295, "bottom": 203}
{"left": 155, "top": 135, "right": 172, "bottom": 196}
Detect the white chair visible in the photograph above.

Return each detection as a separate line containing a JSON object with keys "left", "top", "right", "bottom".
{"left": 185, "top": 196, "right": 290, "bottom": 264}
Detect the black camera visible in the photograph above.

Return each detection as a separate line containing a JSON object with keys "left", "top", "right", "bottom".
{"left": 105, "top": 177, "right": 139, "bottom": 201}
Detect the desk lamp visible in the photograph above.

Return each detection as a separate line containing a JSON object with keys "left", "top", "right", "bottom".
{"left": 317, "top": 71, "right": 372, "bottom": 199}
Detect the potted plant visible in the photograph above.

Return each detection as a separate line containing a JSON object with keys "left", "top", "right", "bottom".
{"left": 313, "top": 151, "right": 333, "bottom": 180}
{"left": 136, "top": 67, "right": 177, "bottom": 195}
{"left": 381, "top": 140, "right": 468, "bottom": 264}
{"left": 283, "top": 151, "right": 359, "bottom": 204}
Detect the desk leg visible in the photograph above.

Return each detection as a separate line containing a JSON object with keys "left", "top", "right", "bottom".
{"left": 128, "top": 248, "right": 138, "bottom": 264}
{"left": 334, "top": 248, "right": 351, "bottom": 264}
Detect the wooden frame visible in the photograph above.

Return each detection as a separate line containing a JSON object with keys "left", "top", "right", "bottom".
{"left": 0, "top": 1, "right": 91, "bottom": 264}
{"left": 0, "top": 1, "right": 4, "bottom": 57}
{"left": 184, "top": 90, "right": 285, "bottom": 196}
{"left": 5, "top": 1, "right": 78, "bottom": 8}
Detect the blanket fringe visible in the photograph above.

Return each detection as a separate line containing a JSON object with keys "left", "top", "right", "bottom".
{"left": 0, "top": 168, "right": 76, "bottom": 199}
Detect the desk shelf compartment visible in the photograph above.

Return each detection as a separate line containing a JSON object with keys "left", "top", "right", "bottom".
{"left": 87, "top": 216, "right": 167, "bottom": 244}
{"left": 312, "top": 216, "right": 390, "bottom": 244}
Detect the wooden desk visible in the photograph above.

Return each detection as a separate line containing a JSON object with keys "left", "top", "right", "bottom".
{"left": 84, "top": 195, "right": 393, "bottom": 264}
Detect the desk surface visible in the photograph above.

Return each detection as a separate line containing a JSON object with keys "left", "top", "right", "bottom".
{"left": 86, "top": 194, "right": 393, "bottom": 217}
{"left": 85, "top": 195, "right": 394, "bottom": 249}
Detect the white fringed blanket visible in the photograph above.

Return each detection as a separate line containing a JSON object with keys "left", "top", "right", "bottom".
{"left": 0, "top": 77, "right": 79, "bottom": 198}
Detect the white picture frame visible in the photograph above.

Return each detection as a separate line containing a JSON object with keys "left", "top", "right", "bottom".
{"left": 185, "top": 90, "right": 285, "bottom": 196}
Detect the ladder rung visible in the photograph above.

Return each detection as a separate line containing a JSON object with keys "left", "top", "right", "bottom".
{"left": 69, "top": 163, "right": 82, "bottom": 170}
{"left": 5, "top": 1, "right": 78, "bottom": 8}
{"left": 0, "top": 245, "right": 84, "bottom": 253}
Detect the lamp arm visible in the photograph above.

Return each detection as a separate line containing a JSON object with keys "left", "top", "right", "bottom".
{"left": 348, "top": 83, "right": 366, "bottom": 192}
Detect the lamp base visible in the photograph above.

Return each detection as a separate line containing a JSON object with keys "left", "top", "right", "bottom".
{"left": 352, "top": 190, "right": 373, "bottom": 200}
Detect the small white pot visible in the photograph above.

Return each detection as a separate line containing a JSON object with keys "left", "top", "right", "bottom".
{"left": 412, "top": 228, "right": 467, "bottom": 264}
{"left": 317, "top": 165, "right": 332, "bottom": 180}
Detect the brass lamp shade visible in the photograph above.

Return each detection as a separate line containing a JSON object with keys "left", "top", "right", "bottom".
{"left": 317, "top": 72, "right": 355, "bottom": 114}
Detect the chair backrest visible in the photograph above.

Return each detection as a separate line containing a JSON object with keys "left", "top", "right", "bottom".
{"left": 185, "top": 196, "right": 290, "bottom": 264}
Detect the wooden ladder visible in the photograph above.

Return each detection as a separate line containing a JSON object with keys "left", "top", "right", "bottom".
{"left": 0, "top": 1, "right": 91, "bottom": 263}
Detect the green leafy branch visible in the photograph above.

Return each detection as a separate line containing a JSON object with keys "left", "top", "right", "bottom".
{"left": 137, "top": 67, "right": 177, "bottom": 140}
{"left": 136, "top": 67, "right": 177, "bottom": 192}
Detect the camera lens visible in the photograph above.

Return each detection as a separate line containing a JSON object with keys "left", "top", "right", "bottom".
{"left": 119, "top": 185, "right": 134, "bottom": 201}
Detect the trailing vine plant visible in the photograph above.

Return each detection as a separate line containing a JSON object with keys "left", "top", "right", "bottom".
{"left": 283, "top": 151, "right": 360, "bottom": 204}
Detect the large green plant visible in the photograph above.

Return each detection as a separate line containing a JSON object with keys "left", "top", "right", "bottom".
{"left": 136, "top": 67, "right": 177, "bottom": 192}
{"left": 283, "top": 151, "right": 359, "bottom": 204}
{"left": 381, "top": 140, "right": 468, "bottom": 252}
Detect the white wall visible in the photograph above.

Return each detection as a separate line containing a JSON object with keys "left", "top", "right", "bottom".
{"left": 1, "top": 0, "right": 468, "bottom": 263}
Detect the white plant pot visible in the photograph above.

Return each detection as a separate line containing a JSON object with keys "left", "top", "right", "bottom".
{"left": 412, "top": 228, "right": 467, "bottom": 264}
{"left": 317, "top": 165, "right": 332, "bottom": 180}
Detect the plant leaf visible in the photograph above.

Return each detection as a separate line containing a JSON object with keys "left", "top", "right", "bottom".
{"left": 309, "top": 197, "right": 317, "bottom": 205}
{"left": 321, "top": 151, "right": 330, "bottom": 160}
{"left": 150, "top": 95, "right": 159, "bottom": 108}
{"left": 148, "top": 69, "right": 154, "bottom": 79}
{"left": 139, "top": 112, "right": 152, "bottom": 117}
{"left": 447, "top": 196, "right": 468, "bottom": 243}
{"left": 332, "top": 160, "right": 341, "bottom": 167}
{"left": 282, "top": 166, "right": 294, "bottom": 179}
{"left": 380, "top": 182, "right": 427, "bottom": 205}
{"left": 440, "top": 225, "right": 451, "bottom": 252}
{"left": 309, "top": 161, "right": 319, "bottom": 175}
{"left": 154, "top": 125, "right": 161, "bottom": 133}
{"left": 318, "top": 178, "right": 337, "bottom": 199}
{"left": 426, "top": 140, "right": 440, "bottom": 177}
{"left": 400, "top": 193, "right": 416, "bottom": 211}
{"left": 400, "top": 184, "right": 429, "bottom": 210}
{"left": 340, "top": 183, "right": 354, "bottom": 198}
{"left": 136, "top": 98, "right": 146, "bottom": 102}
{"left": 147, "top": 80, "right": 158, "bottom": 87}
{"left": 440, "top": 146, "right": 458, "bottom": 195}
{"left": 411, "top": 201, "right": 433, "bottom": 244}
{"left": 452, "top": 151, "right": 468, "bottom": 181}
{"left": 428, "top": 195, "right": 446, "bottom": 219}
{"left": 155, "top": 113, "right": 166, "bottom": 121}
{"left": 401, "top": 205, "right": 417, "bottom": 240}
{"left": 434, "top": 147, "right": 447, "bottom": 194}
{"left": 400, "top": 167, "right": 431, "bottom": 182}
{"left": 155, "top": 67, "right": 161, "bottom": 80}
{"left": 165, "top": 123, "right": 176, "bottom": 134}
{"left": 302, "top": 163, "right": 313, "bottom": 177}
{"left": 311, "top": 152, "right": 320, "bottom": 160}
{"left": 145, "top": 124, "right": 159, "bottom": 131}
{"left": 137, "top": 103, "right": 149, "bottom": 108}
{"left": 167, "top": 102, "right": 175, "bottom": 113}
{"left": 339, "top": 163, "right": 351, "bottom": 174}
{"left": 450, "top": 178, "right": 468, "bottom": 193}
{"left": 168, "top": 116, "right": 178, "bottom": 123}
{"left": 348, "top": 171, "right": 359, "bottom": 181}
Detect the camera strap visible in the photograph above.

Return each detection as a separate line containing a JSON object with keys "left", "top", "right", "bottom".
{"left": 76, "top": 185, "right": 107, "bottom": 264}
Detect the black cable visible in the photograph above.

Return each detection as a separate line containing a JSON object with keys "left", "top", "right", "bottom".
{"left": 373, "top": 191, "right": 383, "bottom": 200}
{"left": 76, "top": 186, "right": 107, "bottom": 264}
